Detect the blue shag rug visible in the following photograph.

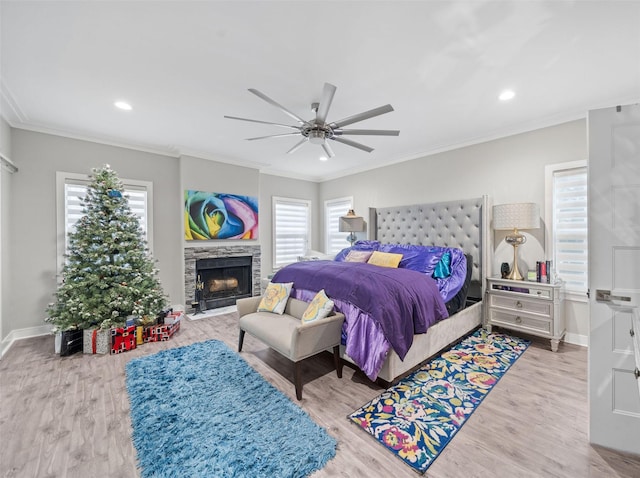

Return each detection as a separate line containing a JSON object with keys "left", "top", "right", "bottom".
{"left": 125, "top": 340, "right": 337, "bottom": 478}
{"left": 348, "top": 329, "right": 530, "bottom": 473}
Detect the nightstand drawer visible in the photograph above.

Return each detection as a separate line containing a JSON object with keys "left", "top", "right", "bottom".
{"left": 489, "top": 283, "right": 552, "bottom": 298}
{"left": 489, "top": 310, "right": 552, "bottom": 335}
{"left": 489, "top": 294, "right": 553, "bottom": 317}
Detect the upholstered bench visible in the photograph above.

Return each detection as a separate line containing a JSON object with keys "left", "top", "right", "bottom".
{"left": 237, "top": 295, "right": 345, "bottom": 400}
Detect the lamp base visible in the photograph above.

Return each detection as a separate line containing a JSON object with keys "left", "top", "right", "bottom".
{"left": 506, "top": 265, "right": 524, "bottom": 281}
{"left": 347, "top": 232, "right": 357, "bottom": 246}
{"left": 505, "top": 229, "right": 526, "bottom": 280}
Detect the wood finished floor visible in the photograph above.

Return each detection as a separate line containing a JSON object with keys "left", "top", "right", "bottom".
{"left": 1, "top": 314, "right": 639, "bottom": 478}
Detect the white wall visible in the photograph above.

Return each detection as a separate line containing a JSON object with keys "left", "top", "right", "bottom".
{"left": 319, "top": 119, "right": 589, "bottom": 343}
{"left": 8, "top": 129, "right": 183, "bottom": 335}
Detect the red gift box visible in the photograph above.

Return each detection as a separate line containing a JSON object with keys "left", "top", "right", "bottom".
{"left": 144, "top": 321, "right": 180, "bottom": 342}
{"left": 111, "top": 325, "right": 137, "bottom": 354}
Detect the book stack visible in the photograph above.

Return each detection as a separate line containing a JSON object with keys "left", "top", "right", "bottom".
{"left": 535, "top": 260, "right": 552, "bottom": 283}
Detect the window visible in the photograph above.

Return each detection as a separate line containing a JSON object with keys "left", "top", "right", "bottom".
{"left": 272, "top": 196, "right": 311, "bottom": 270}
{"left": 545, "top": 161, "right": 588, "bottom": 299}
{"left": 324, "top": 197, "right": 353, "bottom": 255}
{"left": 57, "top": 172, "right": 153, "bottom": 272}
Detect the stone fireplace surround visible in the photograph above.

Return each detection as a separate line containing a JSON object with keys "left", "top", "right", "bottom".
{"left": 184, "top": 245, "right": 261, "bottom": 312}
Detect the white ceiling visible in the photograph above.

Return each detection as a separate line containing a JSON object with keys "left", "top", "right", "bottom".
{"left": 2, "top": 1, "right": 639, "bottom": 182}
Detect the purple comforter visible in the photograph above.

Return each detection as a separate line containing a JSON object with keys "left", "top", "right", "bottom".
{"left": 271, "top": 260, "right": 449, "bottom": 380}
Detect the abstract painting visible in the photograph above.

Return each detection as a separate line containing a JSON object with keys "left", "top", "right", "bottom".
{"left": 184, "top": 190, "right": 258, "bottom": 240}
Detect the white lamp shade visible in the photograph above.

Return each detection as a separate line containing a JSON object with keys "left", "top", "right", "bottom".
{"left": 493, "top": 203, "right": 540, "bottom": 230}
{"left": 339, "top": 210, "right": 365, "bottom": 232}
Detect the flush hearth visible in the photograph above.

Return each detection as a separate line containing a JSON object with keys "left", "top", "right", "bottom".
{"left": 184, "top": 246, "right": 261, "bottom": 313}
{"left": 196, "top": 256, "right": 251, "bottom": 310}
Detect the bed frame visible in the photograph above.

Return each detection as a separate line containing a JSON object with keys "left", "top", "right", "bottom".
{"left": 342, "top": 196, "right": 491, "bottom": 386}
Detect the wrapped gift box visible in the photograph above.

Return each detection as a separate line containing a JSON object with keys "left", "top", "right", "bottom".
{"left": 135, "top": 325, "right": 145, "bottom": 345}
{"left": 83, "top": 328, "right": 110, "bottom": 354}
{"left": 111, "top": 325, "right": 137, "bottom": 354}
{"left": 58, "top": 329, "right": 83, "bottom": 356}
{"left": 164, "top": 311, "right": 183, "bottom": 326}
{"left": 144, "top": 320, "right": 180, "bottom": 342}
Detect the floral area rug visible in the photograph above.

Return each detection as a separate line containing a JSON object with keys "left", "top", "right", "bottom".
{"left": 348, "top": 328, "right": 529, "bottom": 473}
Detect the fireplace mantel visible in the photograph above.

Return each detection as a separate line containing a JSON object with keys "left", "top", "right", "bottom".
{"left": 184, "top": 245, "right": 261, "bottom": 312}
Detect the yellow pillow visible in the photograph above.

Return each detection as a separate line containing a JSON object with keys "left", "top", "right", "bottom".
{"left": 258, "top": 282, "right": 293, "bottom": 315}
{"left": 367, "top": 251, "right": 403, "bottom": 268}
{"left": 302, "top": 289, "right": 335, "bottom": 323}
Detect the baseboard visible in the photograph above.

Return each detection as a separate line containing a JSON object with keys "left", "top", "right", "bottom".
{"left": 564, "top": 332, "right": 588, "bottom": 348}
{"left": 0, "top": 324, "right": 52, "bottom": 358}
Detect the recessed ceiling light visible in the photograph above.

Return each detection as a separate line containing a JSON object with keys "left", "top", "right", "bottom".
{"left": 319, "top": 156, "right": 328, "bottom": 161}
{"left": 114, "top": 101, "right": 132, "bottom": 111}
{"left": 499, "top": 90, "right": 515, "bottom": 101}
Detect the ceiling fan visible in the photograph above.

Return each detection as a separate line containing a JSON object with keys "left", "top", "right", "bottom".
{"left": 224, "top": 83, "right": 399, "bottom": 158}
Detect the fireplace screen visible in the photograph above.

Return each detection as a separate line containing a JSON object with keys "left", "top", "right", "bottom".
{"left": 195, "top": 256, "right": 252, "bottom": 310}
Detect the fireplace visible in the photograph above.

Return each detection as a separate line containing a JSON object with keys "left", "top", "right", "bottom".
{"left": 184, "top": 246, "right": 261, "bottom": 313}
{"left": 196, "top": 256, "right": 252, "bottom": 310}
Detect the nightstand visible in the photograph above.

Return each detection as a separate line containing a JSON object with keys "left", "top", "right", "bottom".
{"left": 485, "top": 277, "right": 565, "bottom": 352}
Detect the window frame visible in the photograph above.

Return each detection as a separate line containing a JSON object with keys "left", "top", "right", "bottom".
{"left": 324, "top": 196, "right": 353, "bottom": 255}
{"left": 272, "top": 196, "right": 312, "bottom": 271}
{"left": 544, "top": 160, "right": 588, "bottom": 302}
{"left": 56, "top": 171, "right": 153, "bottom": 275}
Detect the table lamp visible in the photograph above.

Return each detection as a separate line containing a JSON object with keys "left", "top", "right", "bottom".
{"left": 493, "top": 203, "right": 540, "bottom": 280}
{"left": 339, "top": 209, "right": 364, "bottom": 246}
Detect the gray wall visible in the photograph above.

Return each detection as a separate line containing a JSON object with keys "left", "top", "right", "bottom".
{"left": 1, "top": 117, "right": 13, "bottom": 342}
{"left": 3, "top": 119, "right": 590, "bottom": 344}
{"left": 8, "top": 129, "right": 183, "bottom": 335}
{"left": 259, "top": 173, "right": 320, "bottom": 273}
{"left": 320, "top": 119, "right": 589, "bottom": 341}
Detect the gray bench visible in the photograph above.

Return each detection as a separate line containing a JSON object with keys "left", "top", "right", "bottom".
{"left": 237, "top": 296, "right": 345, "bottom": 400}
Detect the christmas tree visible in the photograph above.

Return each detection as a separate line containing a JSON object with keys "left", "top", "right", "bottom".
{"left": 46, "top": 165, "right": 167, "bottom": 332}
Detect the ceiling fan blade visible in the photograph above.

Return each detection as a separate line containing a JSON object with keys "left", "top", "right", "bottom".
{"left": 331, "top": 136, "right": 374, "bottom": 153}
{"left": 330, "top": 104, "right": 395, "bottom": 129}
{"left": 246, "top": 132, "right": 302, "bottom": 141}
{"left": 315, "top": 83, "right": 337, "bottom": 125}
{"left": 224, "top": 115, "right": 300, "bottom": 130}
{"left": 322, "top": 142, "right": 335, "bottom": 158}
{"left": 334, "top": 129, "right": 400, "bottom": 136}
{"left": 248, "top": 88, "right": 308, "bottom": 125}
{"left": 287, "top": 138, "right": 308, "bottom": 154}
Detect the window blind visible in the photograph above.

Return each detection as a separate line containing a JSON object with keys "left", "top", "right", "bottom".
{"left": 552, "top": 167, "right": 588, "bottom": 293}
{"left": 325, "top": 197, "right": 352, "bottom": 255}
{"left": 64, "top": 181, "right": 149, "bottom": 252}
{"left": 273, "top": 197, "right": 311, "bottom": 269}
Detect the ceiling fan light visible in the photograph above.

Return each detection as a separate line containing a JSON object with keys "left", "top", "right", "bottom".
{"left": 308, "top": 129, "right": 325, "bottom": 145}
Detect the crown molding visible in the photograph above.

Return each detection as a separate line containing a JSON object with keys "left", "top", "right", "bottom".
{"left": 0, "top": 152, "right": 18, "bottom": 173}
{"left": 0, "top": 78, "right": 27, "bottom": 123}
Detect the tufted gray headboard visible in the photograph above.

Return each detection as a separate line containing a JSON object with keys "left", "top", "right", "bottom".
{"left": 369, "top": 196, "right": 489, "bottom": 300}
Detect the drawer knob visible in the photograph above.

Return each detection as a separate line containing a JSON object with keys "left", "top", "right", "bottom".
{"left": 632, "top": 328, "right": 635, "bottom": 338}
{"left": 516, "top": 301, "right": 523, "bottom": 309}
{"left": 515, "top": 316, "right": 523, "bottom": 324}
{"left": 635, "top": 368, "right": 640, "bottom": 380}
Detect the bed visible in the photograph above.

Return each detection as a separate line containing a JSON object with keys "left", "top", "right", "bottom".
{"left": 271, "top": 196, "right": 490, "bottom": 386}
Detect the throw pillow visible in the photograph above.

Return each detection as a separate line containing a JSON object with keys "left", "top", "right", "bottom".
{"left": 367, "top": 251, "right": 403, "bottom": 268}
{"left": 301, "top": 289, "right": 335, "bottom": 323}
{"left": 344, "top": 250, "right": 374, "bottom": 263}
{"left": 433, "top": 251, "right": 452, "bottom": 279}
{"left": 258, "top": 282, "right": 293, "bottom": 315}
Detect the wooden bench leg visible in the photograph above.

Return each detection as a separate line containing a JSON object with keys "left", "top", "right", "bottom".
{"left": 238, "top": 330, "right": 245, "bottom": 352}
{"left": 333, "top": 345, "right": 343, "bottom": 378}
{"left": 294, "top": 361, "right": 303, "bottom": 400}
